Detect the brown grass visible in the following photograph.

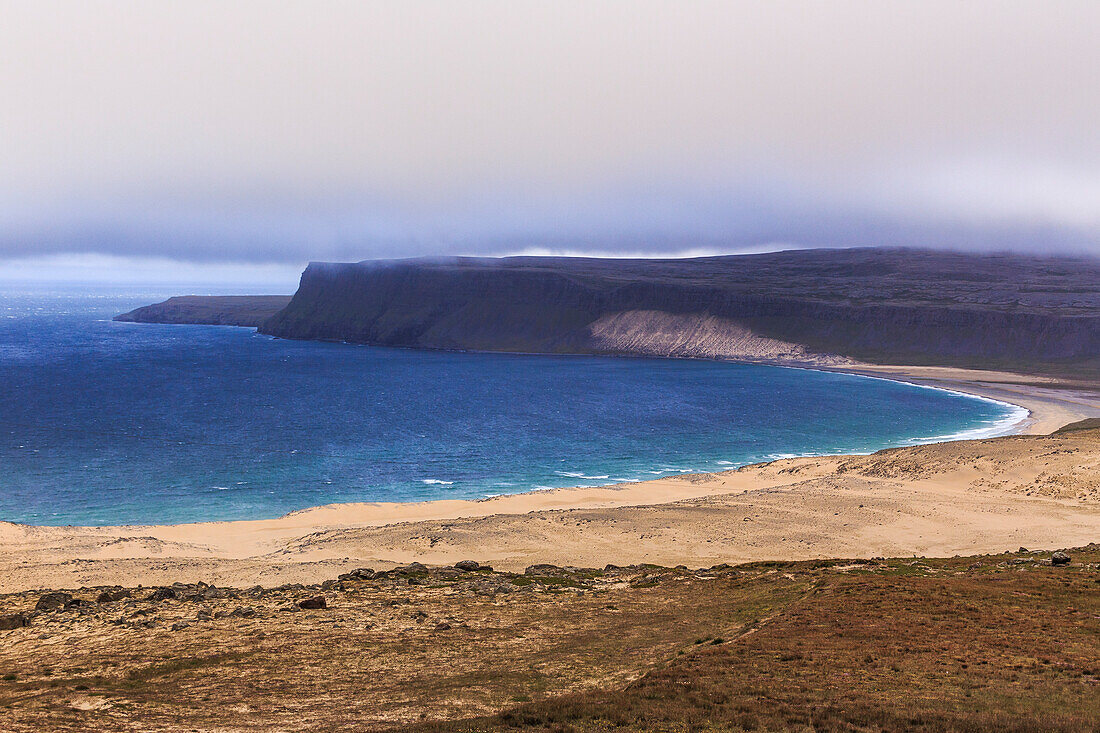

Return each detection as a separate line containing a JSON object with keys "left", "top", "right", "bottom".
{"left": 0, "top": 548, "right": 1096, "bottom": 732}
{"left": 420, "top": 549, "right": 1100, "bottom": 733}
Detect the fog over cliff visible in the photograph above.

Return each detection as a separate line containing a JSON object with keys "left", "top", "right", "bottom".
{"left": 2, "top": 2, "right": 1100, "bottom": 282}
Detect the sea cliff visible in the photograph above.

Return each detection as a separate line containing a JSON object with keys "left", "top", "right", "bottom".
{"left": 116, "top": 295, "right": 292, "bottom": 327}
{"left": 259, "top": 248, "right": 1100, "bottom": 373}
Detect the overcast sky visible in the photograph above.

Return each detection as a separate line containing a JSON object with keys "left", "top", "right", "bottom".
{"left": 2, "top": 1, "right": 1099, "bottom": 283}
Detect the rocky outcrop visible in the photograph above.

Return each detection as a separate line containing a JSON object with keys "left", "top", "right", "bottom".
{"left": 259, "top": 249, "right": 1100, "bottom": 373}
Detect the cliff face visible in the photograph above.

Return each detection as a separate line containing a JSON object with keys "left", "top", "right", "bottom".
{"left": 259, "top": 249, "right": 1100, "bottom": 372}
{"left": 116, "top": 296, "right": 293, "bottom": 328}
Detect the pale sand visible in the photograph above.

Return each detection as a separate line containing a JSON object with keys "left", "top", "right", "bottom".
{"left": 830, "top": 364, "right": 1100, "bottom": 435}
{"left": 1, "top": 367, "right": 1098, "bottom": 592}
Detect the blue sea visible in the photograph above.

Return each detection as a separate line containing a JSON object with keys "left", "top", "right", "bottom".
{"left": 0, "top": 286, "right": 1026, "bottom": 526}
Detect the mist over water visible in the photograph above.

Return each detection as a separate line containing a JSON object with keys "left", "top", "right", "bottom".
{"left": 0, "top": 289, "right": 1022, "bottom": 526}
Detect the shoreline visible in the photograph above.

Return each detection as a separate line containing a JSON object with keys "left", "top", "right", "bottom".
{"left": 0, "top": 360, "right": 1049, "bottom": 533}
{"left": 1, "top": 362, "right": 1098, "bottom": 592}
{"left": 3, "top": 361, "right": 1095, "bottom": 535}
{"left": 826, "top": 363, "right": 1097, "bottom": 435}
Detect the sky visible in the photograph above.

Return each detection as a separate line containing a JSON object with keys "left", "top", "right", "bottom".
{"left": 1, "top": 1, "right": 1099, "bottom": 285}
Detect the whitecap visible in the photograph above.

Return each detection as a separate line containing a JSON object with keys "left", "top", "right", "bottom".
{"left": 421, "top": 479, "right": 454, "bottom": 485}
{"left": 555, "top": 471, "right": 610, "bottom": 480}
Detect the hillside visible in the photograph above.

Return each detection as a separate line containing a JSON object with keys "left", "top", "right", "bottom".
{"left": 1, "top": 548, "right": 1095, "bottom": 731}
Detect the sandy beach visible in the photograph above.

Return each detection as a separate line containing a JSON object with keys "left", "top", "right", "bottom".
{"left": 1, "top": 366, "right": 1098, "bottom": 593}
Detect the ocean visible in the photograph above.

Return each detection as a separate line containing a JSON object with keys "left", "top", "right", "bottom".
{"left": 0, "top": 286, "right": 1026, "bottom": 526}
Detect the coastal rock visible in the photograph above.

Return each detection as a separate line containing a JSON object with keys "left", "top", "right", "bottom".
{"left": 35, "top": 592, "right": 73, "bottom": 612}
{"left": 395, "top": 562, "right": 428, "bottom": 575}
{"left": 297, "top": 596, "right": 327, "bottom": 610}
{"left": 454, "top": 560, "right": 481, "bottom": 572}
{"left": 1051, "top": 551, "right": 1071, "bottom": 566}
{"left": 114, "top": 295, "right": 292, "bottom": 327}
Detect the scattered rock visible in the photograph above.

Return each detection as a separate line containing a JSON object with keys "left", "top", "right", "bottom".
{"left": 170, "top": 621, "right": 191, "bottom": 631}
{"left": 320, "top": 579, "right": 339, "bottom": 591}
{"left": 632, "top": 574, "right": 663, "bottom": 587}
{"left": 0, "top": 613, "right": 29, "bottom": 630}
{"left": 297, "top": 596, "right": 327, "bottom": 610}
{"left": 524, "top": 564, "right": 563, "bottom": 576}
{"left": 1019, "top": 547, "right": 1029, "bottom": 553}
{"left": 195, "top": 610, "right": 212, "bottom": 621}
{"left": 1051, "top": 551, "right": 1071, "bottom": 566}
{"left": 96, "top": 588, "right": 131, "bottom": 604}
{"left": 395, "top": 562, "right": 427, "bottom": 574}
{"left": 271, "top": 583, "right": 305, "bottom": 593}
{"left": 338, "top": 568, "right": 375, "bottom": 582}
{"left": 35, "top": 592, "right": 73, "bottom": 612}
{"left": 411, "top": 610, "right": 428, "bottom": 623}
{"left": 454, "top": 560, "right": 480, "bottom": 572}
{"left": 471, "top": 581, "right": 513, "bottom": 596}
{"left": 146, "top": 587, "right": 178, "bottom": 602}
{"left": 434, "top": 622, "right": 451, "bottom": 631}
